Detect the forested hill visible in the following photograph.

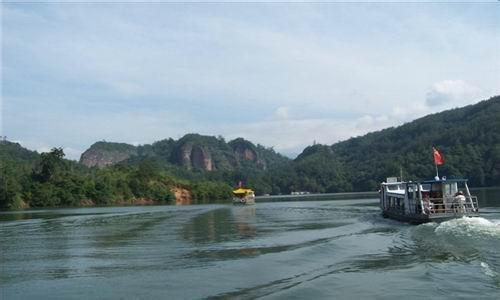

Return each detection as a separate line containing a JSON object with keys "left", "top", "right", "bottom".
{"left": 0, "top": 135, "right": 290, "bottom": 210}
{"left": 294, "top": 96, "right": 500, "bottom": 191}
{"left": 80, "top": 134, "right": 290, "bottom": 171}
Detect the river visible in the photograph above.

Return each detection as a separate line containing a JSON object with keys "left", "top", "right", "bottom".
{"left": 1, "top": 188, "right": 499, "bottom": 299}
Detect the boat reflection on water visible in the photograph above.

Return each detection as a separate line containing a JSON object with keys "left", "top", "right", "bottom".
{"left": 231, "top": 206, "right": 257, "bottom": 239}
{"left": 181, "top": 206, "right": 256, "bottom": 245}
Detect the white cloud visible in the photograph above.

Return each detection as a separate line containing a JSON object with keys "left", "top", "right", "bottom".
{"left": 274, "top": 106, "right": 290, "bottom": 120}
{"left": 426, "top": 80, "right": 482, "bottom": 107}
{"left": 220, "top": 113, "right": 401, "bottom": 157}
{"left": 62, "top": 147, "right": 84, "bottom": 161}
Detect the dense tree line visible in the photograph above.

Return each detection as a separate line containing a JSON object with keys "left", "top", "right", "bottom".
{"left": 0, "top": 144, "right": 233, "bottom": 210}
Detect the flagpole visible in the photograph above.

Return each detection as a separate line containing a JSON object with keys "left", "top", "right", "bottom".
{"left": 433, "top": 147, "right": 441, "bottom": 180}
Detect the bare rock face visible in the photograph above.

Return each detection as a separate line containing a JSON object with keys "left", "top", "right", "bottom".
{"left": 80, "top": 150, "right": 130, "bottom": 168}
{"left": 79, "top": 142, "right": 137, "bottom": 168}
{"left": 235, "top": 147, "right": 257, "bottom": 161}
{"left": 191, "top": 145, "right": 213, "bottom": 170}
{"left": 231, "top": 139, "right": 266, "bottom": 170}
{"left": 177, "top": 143, "right": 213, "bottom": 171}
{"left": 172, "top": 187, "right": 192, "bottom": 205}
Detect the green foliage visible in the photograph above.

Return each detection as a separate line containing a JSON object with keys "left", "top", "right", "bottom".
{"left": 0, "top": 145, "right": 177, "bottom": 209}
{"left": 0, "top": 160, "right": 24, "bottom": 209}
{"left": 190, "top": 181, "right": 233, "bottom": 202}
{"left": 32, "top": 147, "right": 66, "bottom": 182}
{"left": 128, "top": 160, "right": 173, "bottom": 202}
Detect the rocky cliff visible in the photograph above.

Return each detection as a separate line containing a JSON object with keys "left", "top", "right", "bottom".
{"left": 79, "top": 141, "right": 137, "bottom": 168}
{"left": 176, "top": 143, "right": 214, "bottom": 171}
{"left": 229, "top": 137, "right": 266, "bottom": 169}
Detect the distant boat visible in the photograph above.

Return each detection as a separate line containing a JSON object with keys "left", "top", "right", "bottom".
{"left": 379, "top": 177, "right": 479, "bottom": 224}
{"left": 232, "top": 187, "right": 255, "bottom": 205}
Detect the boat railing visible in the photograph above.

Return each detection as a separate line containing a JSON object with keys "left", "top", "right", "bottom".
{"left": 423, "top": 196, "right": 478, "bottom": 215}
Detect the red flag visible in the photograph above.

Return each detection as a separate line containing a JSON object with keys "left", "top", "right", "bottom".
{"left": 433, "top": 147, "right": 443, "bottom": 165}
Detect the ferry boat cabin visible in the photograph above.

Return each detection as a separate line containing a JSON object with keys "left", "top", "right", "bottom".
{"left": 380, "top": 177, "right": 479, "bottom": 224}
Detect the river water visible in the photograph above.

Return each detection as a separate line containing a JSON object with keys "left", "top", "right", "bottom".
{"left": 1, "top": 189, "right": 499, "bottom": 299}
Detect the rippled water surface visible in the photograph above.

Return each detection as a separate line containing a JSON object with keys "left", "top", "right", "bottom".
{"left": 1, "top": 189, "right": 500, "bottom": 299}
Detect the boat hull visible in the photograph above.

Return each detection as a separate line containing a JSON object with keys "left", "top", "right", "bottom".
{"left": 382, "top": 210, "right": 479, "bottom": 224}
{"left": 233, "top": 197, "right": 255, "bottom": 205}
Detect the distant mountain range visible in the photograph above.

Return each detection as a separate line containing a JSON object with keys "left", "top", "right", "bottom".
{"left": 2, "top": 95, "right": 499, "bottom": 209}
{"left": 78, "top": 95, "right": 500, "bottom": 191}
{"left": 79, "top": 134, "right": 290, "bottom": 171}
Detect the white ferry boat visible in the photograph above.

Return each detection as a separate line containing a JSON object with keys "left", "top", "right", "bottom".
{"left": 380, "top": 177, "right": 479, "bottom": 224}
{"left": 232, "top": 187, "right": 256, "bottom": 205}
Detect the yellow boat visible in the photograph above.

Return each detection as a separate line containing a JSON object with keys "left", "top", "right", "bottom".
{"left": 232, "top": 187, "right": 255, "bottom": 205}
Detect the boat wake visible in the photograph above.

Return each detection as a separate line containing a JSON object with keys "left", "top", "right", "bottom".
{"left": 480, "top": 262, "right": 497, "bottom": 278}
{"left": 408, "top": 216, "right": 500, "bottom": 265}
{"left": 435, "top": 217, "right": 500, "bottom": 239}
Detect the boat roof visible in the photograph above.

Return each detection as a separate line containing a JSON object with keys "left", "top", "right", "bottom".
{"left": 383, "top": 178, "right": 468, "bottom": 185}
{"left": 420, "top": 178, "right": 468, "bottom": 184}
{"left": 233, "top": 188, "right": 254, "bottom": 194}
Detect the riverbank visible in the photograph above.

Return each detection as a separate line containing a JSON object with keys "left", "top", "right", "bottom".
{"left": 1, "top": 187, "right": 194, "bottom": 211}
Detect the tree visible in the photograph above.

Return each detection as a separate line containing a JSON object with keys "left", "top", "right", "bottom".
{"left": 0, "top": 162, "right": 23, "bottom": 209}
{"left": 33, "top": 147, "right": 66, "bottom": 182}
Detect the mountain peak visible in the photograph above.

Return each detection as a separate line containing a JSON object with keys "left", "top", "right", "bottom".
{"left": 79, "top": 141, "right": 137, "bottom": 168}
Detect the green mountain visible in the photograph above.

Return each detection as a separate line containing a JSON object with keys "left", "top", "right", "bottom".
{"left": 0, "top": 141, "right": 40, "bottom": 209}
{"left": 80, "top": 134, "right": 290, "bottom": 172}
{"left": 0, "top": 140, "right": 40, "bottom": 168}
{"left": 291, "top": 95, "right": 500, "bottom": 192}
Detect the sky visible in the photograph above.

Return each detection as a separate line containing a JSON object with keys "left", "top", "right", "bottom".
{"left": 1, "top": 2, "right": 499, "bottom": 160}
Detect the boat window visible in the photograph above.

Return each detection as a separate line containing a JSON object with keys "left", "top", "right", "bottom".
{"left": 388, "top": 184, "right": 405, "bottom": 191}
{"left": 420, "top": 184, "right": 430, "bottom": 192}
{"left": 431, "top": 184, "right": 442, "bottom": 192}
{"left": 443, "top": 183, "right": 458, "bottom": 196}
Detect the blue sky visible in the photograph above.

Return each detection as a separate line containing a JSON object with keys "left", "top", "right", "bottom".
{"left": 2, "top": 2, "right": 499, "bottom": 160}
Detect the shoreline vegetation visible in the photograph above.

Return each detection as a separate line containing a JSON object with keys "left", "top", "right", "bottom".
{"left": 0, "top": 146, "right": 233, "bottom": 210}
{"left": 1, "top": 96, "right": 499, "bottom": 211}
